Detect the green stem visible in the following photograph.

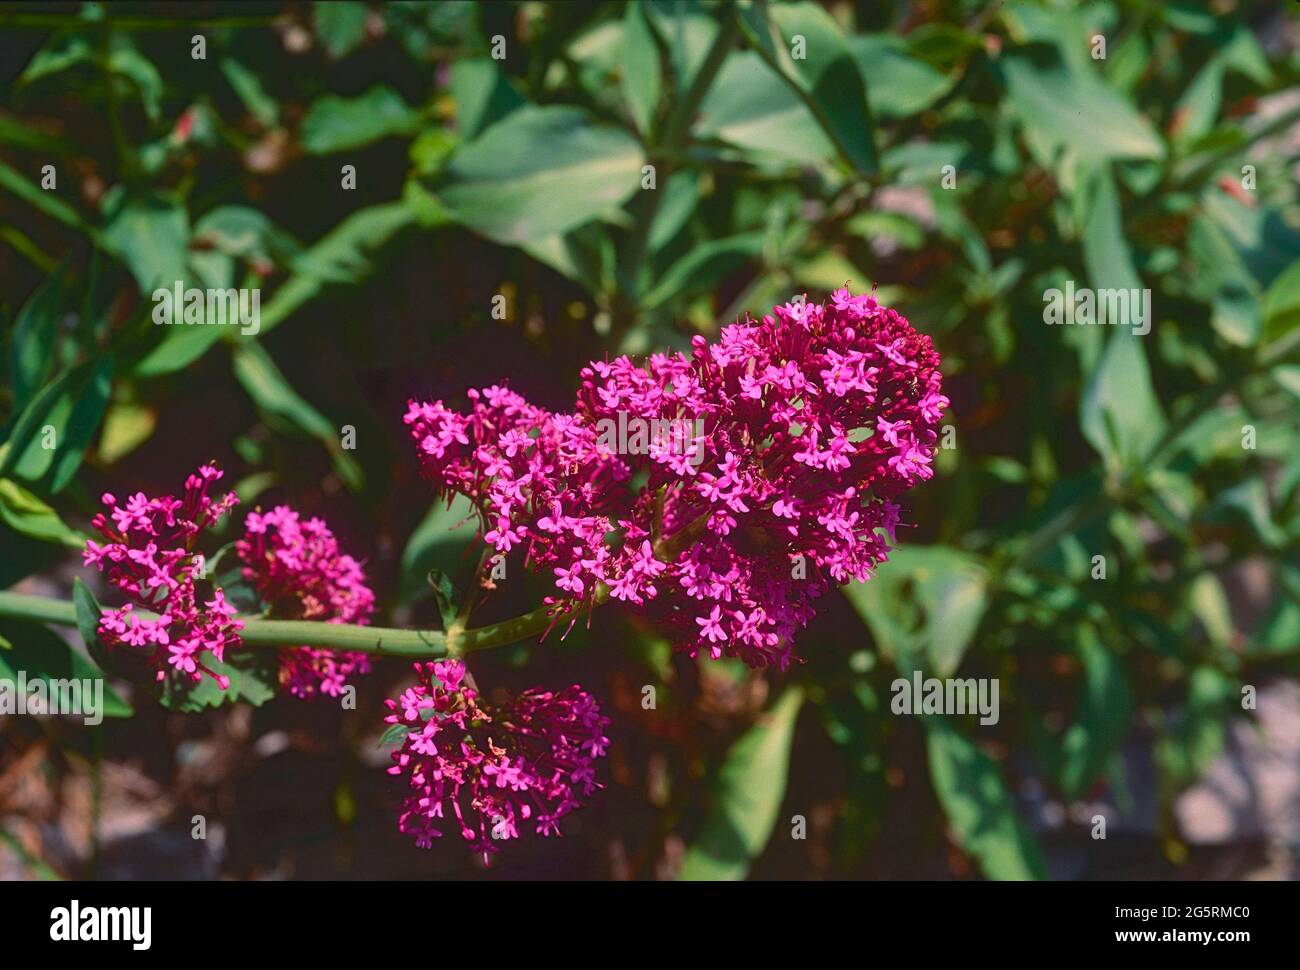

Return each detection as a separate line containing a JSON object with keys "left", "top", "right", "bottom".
{"left": 0, "top": 590, "right": 574, "bottom": 659}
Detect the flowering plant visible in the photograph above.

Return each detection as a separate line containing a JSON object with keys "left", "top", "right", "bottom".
{"left": 2, "top": 0, "right": 1290, "bottom": 885}
{"left": 1, "top": 290, "right": 943, "bottom": 861}
{"left": 404, "top": 288, "right": 947, "bottom": 669}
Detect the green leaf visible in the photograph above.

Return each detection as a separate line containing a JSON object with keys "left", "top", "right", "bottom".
{"left": 71, "top": 578, "right": 124, "bottom": 687}
{"left": 285, "top": 199, "right": 415, "bottom": 279}
{"left": 437, "top": 105, "right": 645, "bottom": 245}
{"left": 399, "top": 495, "right": 481, "bottom": 606}
{"left": 106, "top": 39, "right": 163, "bottom": 122}
{"left": 101, "top": 188, "right": 190, "bottom": 293}
{"left": 449, "top": 59, "right": 524, "bottom": 141}
{"left": 1201, "top": 190, "right": 1300, "bottom": 288}
{"left": 157, "top": 651, "right": 277, "bottom": 713}
{"left": 3, "top": 354, "right": 114, "bottom": 493}
{"left": 313, "top": 1, "right": 369, "bottom": 58}
{"left": 679, "top": 688, "right": 803, "bottom": 880}
{"left": 1212, "top": 280, "right": 1260, "bottom": 347}
{"left": 378, "top": 722, "right": 410, "bottom": 748}
{"left": 1156, "top": 666, "right": 1233, "bottom": 786}
{"left": 1002, "top": 48, "right": 1164, "bottom": 162}
{"left": 1079, "top": 333, "right": 1165, "bottom": 473}
{"left": 1262, "top": 258, "right": 1300, "bottom": 347}
{"left": 426, "top": 569, "right": 460, "bottom": 631}
{"left": 642, "top": 0, "right": 719, "bottom": 92}
{"left": 0, "top": 479, "right": 84, "bottom": 548}
{"left": 0, "top": 159, "right": 102, "bottom": 244}
{"left": 847, "top": 35, "right": 954, "bottom": 119}
{"left": 8, "top": 260, "right": 70, "bottom": 412}
{"left": 642, "top": 232, "right": 764, "bottom": 309}
{"left": 696, "top": 53, "right": 834, "bottom": 166}
{"left": 620, "top": 1, "right": 661, "bottom": 136}
{"left": 521, "top": 223, "right": 615, "bottom": 294}
{"left": 0, "top": 620, "right": 133, "bottom": 720}
{"left": 1082, "top": 166, "right": 1141, "bottom": 295}
{"left": 230, "top": 340, "right": 364, "bottom": 492}
{"left": 130, "top": 324, "right": 225, "bottom": 378}
{"left": 842, "top": 546, "right": 989, "bottom": 677}
{"left": 1171, "top": 59, "right": 1224, "bottom": 147}
{"left": 219, "top": 58, "right": 278, "bottom": 127}
{"left": 232, "top": 200, "right": 419, "bottom": 342}
{"left": 1059, "top": 626, "right": 1132, "bottom": 799}
{"left": 19, "top": 33, "right": 95, "bottom": 86}
{"left": 130, "top": 198, "right": 416, "bottom": 372}
{"left": 300, "top": 86, "right": 420, "bottom": 154}
{"left": 1189, "top": 573, "right": 1233, "bottom": 646}
{"left": 97, "top": 400, "right": 157, "bottom": 465}
{"left": 190, "top": 205, "right": 301, "bottom": 288}
{"left": 647, "top": 171, "right": 699, "bottom": 252}
{"left": 736, "top": 1, "right": 878, "bottom": 174}
{"left": 0, "top": 114, "right": 70, "bottom": 154}
{"left": 1205, "top": 478, "right": 1287, "bottom": 549}
{"left": 925, "top": 718, "right": 1046, "bottom": 880}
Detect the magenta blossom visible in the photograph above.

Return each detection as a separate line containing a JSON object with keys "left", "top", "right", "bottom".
{"left": 236, "top": 505, "right": 375, "bottom": 699}
{"left": 386, "top": 659, "right": 609, "bottom": 859}
{"left": 84, "top": 464, "right": 243, "bottom": 688}
{"left": 404, "top": 288, "right": 948, "bottom": 668}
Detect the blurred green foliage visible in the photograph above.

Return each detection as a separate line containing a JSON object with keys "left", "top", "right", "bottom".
{"left": 2, "top": 0, "right": 1299, "bottom": 879}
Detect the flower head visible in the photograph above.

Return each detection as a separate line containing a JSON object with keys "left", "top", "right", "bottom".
{"left": 84, "top": 464, "right": 242, "bottom": 688}
{"left": 405, "top": 290, "right": 946, "bottom": 668}
{"left": 236, "top": 505, "right": 375, "bottom": 699}
{"left": 385, "top": 659, "right": 609, "bottom": 859}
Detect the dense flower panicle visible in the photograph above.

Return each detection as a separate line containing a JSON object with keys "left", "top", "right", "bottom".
{"left": 386, "top": 660, "right": 609, "bottom": 857}
{"left": 405, "top": 289, "right": 948, "bottom": 668}
{"left": 236, "top": 505, "right": 376, "bottom": 699}
{"left": 83, "top": 464, "right": 242, "bottom": 688}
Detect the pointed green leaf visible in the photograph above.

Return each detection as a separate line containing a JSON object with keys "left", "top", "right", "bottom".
{"left": 679, "top": 688, "right": 803, "bottom": 880}
{"left": 926, "top": 718, "right": 1046, "bottom": 880}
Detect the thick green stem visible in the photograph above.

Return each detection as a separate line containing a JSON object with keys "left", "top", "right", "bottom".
{"left": 238, "top": 619, "right": 449, "bottom": 657}
{"left": 0, "top": 590, "right": 579, "bottom": 659}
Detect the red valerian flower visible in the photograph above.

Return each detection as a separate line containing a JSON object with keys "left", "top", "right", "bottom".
{"left": 385, "top": 659, "right": 609, "bottom": 859}
{"left": 84, "top": 464, "right": 242, "bottom": 688}
{"left": 404, "top": 289, "right": 948, "bottom": 668}
{"left": 236, "top": 505, "right": 376, "bottom": 699}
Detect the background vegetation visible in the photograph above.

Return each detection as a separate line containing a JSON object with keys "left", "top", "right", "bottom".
{"left": 1, "top": 0, "right": 1299, "bottom": 880}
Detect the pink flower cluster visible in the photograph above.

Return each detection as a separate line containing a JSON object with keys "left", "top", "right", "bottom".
{"left": 386, "top": 659, "right": 609, "bottom": 858}
{"left": 84, "top": 464, "right": 242, "bottom": 688}
{"left": 236, "top": 505, "right": 376, "bottom": 699}
{"left": 404, "top": 289, "right": 948, "bottom": 668}
{"left": 83, "top": 465, "right": 376, "bottom": 700}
